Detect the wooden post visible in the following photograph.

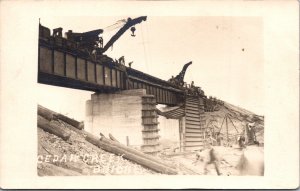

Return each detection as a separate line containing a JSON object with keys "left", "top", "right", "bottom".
{"left": 126, "top": 136, "right": 129, "bottom": 146}
{"left": 226, "top": 115, "right": 229, "bottom": 143}
{"left": 179, "top": 118, "right": 182, "bottom": 152}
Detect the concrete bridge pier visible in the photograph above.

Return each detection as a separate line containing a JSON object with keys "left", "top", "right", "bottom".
{"left": 85, "top": 89, "right": 161, "bottom": 154}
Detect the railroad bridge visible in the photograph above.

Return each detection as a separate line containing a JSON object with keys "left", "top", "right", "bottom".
{"left": 38, "top": 17, "right": 224, "bottom": 154}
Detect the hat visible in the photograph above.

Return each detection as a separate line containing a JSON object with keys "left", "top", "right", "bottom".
{"left": 248, "top": 122, "right": 255, "bottom": 127}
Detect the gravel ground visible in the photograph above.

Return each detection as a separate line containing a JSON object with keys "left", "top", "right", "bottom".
{"left": 37, "top": 119, "right": 157, "bottom": 176}
{"left": 37, "top": 98, "right": 264, "bottom": 176}
{"left": 159, "top": 143, "right": 264, "bottom": 176}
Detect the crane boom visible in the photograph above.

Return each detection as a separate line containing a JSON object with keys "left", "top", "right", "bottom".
{"left": 174, "top": 61, "right": 192, "bottom": 85}
{"left": 100, "top": 16, "right": 147, "bottom": 54}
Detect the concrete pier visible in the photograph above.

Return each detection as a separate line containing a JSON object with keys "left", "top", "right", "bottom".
{"left": 85, "top": 89, "right": 147, "bottom": 147}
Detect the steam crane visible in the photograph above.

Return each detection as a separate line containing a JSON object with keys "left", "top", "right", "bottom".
{"left": 99, "top": 16, "right": 147, "bottom": 54}
{"left": 65, "top": 16, "right": 147, "bottom": 59}
{"left": 169, "top": 61, "right": 192, "bottom": 87}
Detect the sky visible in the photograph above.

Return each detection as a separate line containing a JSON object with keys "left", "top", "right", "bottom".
{"left": 38, "top": 16, "right": 264, "bottom": 120}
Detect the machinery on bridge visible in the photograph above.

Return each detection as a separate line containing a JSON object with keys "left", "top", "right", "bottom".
{"left": 38, "top": 16, "right": 222, "bottom": 110}
{"left": 65, "top": 16, "right": 147, "bottom": 60}
{"left": 40, "top": 16, "right": 146, "bottom": 63}
{"left": 38, "top": 16, "right": 227, "bottom": 152}
{"left": 168, "top": 61, "right": 206, "bottom": 98}
{"left": 168, "top": 61, "right": 192, "bottom": 87}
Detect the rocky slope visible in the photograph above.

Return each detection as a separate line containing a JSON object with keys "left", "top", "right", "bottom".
{"left": 37, "top": 101, "right": 264, "bottom": 176}
{"left": 37, "top": 118, "right": 157, "bottom": 176}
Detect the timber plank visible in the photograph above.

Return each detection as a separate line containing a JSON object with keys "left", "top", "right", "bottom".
{"left": 185, "top": 116, "right": 201, "bottom": 122}
{"left": 185, "top": 137, "right": 204, "bottom": 142}
{"left": 185, "top": 109, "right": 200, "bottom": 115}
{"left": 186, "top": 113, "right": 200, "bottom": 118}
{"left": 186, "top": 121, "right": 201, "bottom": 126}
{"left": 185, "top": 142, "right": 204, "bottom": 146}
{"left": 185, "top": 107, "right": 199, "bottom": 112}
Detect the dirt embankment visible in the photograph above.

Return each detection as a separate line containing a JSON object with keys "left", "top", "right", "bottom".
{"left": 38, "top": 118, "right": 157, "bottom": 176}
{"left": 38, "top": 102, "right": 264, "bottom": 176}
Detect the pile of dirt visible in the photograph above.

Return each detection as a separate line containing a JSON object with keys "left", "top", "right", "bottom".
{"left": 37, "top": 118, "right": 157, "bottom": 176}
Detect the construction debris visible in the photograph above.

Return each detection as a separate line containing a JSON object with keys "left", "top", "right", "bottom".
{"left": 37, "top": 105, "right": 157, "bottom": 176}
{"left": 86, "top": 134, "right": 178, "bottom": 175}
{"left": 38, "top": 105, "right": 84, "bottom": 130}
{"left": 37, "top": 105, "right": 198, "bottom": 175}
{"left": 37, "top": 102, "right": 264, "bottom": 176}
{"left": 38, "top": 116, "right": 71, "bottom": 141}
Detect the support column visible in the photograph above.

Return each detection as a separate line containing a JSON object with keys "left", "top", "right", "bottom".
{"left": 179, "top": 117, "right": 185, "bottom": 152}
{"left": 85, "top": 89, "right": 146, "bottom": 147}
{"left": 141, "top": 95, "right": 161, "bottom": 155}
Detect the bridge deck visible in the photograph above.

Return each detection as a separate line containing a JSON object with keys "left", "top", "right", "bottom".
{"left": 38, "top": 41, "right": 184, "bottom": 105}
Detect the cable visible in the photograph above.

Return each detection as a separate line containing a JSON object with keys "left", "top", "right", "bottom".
{"left": 141, "top": 23, "right": 149, "bottom": 72}
{"left": 145, "top": 21, "right": 152, "bottom": 71}
{"left": 103, "top": 19, "right": 126, "bottom": 32}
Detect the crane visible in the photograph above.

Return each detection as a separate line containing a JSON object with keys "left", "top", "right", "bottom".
{"left": 99, "top": 16, "right": 147, "bottom": 54}
{"left": 169, "top": 61, "right": 192, "bottom": 86}
{"left": 65, "top": 16, "right": 147, "bottom": 57}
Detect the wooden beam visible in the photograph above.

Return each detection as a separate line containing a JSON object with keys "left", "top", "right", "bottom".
{"left": 85, "top": 135, "right": 178, "bottom": 175}
{"left": 38, "top": 116, "right": 71, "bottom": 141}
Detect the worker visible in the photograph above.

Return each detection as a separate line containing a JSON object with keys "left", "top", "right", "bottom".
{"left": 237, "top": 134, "right": 246, "bottom": 148}
{"left": 169, "top": 75, "right": 175, "bottom": 83}
{"left": 193, "top": 145, "right": 222, "bottom": 175}
{"left": 216, "top": 132, "right": 222, "bottom": 146}
{"left": 128, "top": 61, "right": 133, "bottom": 68}
{"left": 191, "top": 81, "right": 195, "bottom": 88}
{"left": 99, "top": 36, "right": 103, "bottom": 48}
{"left": 206, "top": 147, "right": 221, "bottom": 175}
{"left": 118, "top": 56, "right": 125, "bottom": 65}
{"left": 247, "top": 123, "right": 256, "bottom": 145}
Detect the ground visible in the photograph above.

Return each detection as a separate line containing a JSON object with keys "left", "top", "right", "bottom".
{"left": 37, "top": 120, "right": 157, "bottom": 176}
{"left": 38, "top": 120, "right": 263, "bottom": 176}
{"left": 161, "top": 145, "right": 263, "bottom": 176}
{"left": 158, "top": 101, "right": 264, "bottom": 176}
{"left": 37, "top": 102, "right": 264, "bottom": 176}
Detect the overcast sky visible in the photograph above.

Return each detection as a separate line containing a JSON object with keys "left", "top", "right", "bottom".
{"left": 38, "top": 16, "right": 264, "bottom": 120}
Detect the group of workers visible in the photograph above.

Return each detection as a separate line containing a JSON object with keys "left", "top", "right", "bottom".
{"left": 184, "top": 81, "right": 204, "bottom": 96}
{"left": 193, "top": 122, "right": 262, "bottom": 176}
{"left": 169, "top": 77, "right": 205, "bottom": 96}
